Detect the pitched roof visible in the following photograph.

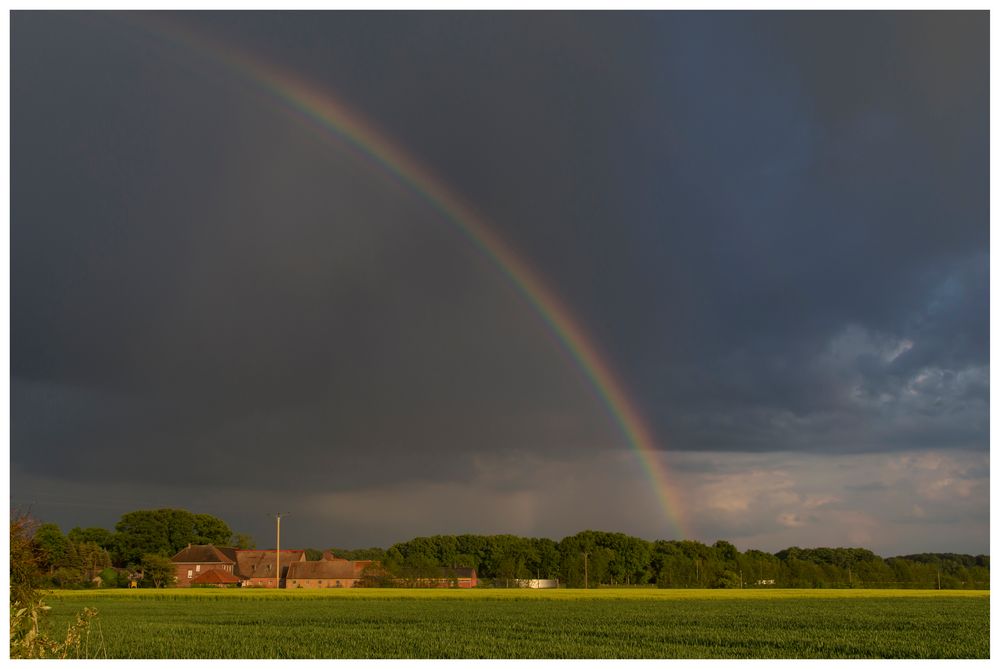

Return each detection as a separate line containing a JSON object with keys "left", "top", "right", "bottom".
{"left": 191, "top": 569, "right": 242, "bottom": 585}
{"left": 216, "top": 546, "right": 238, "bottom": 562}
{"left": 171, "top": 544, "right": 236, "bottom": 564}
{"left": 286, "top": 560, "right": 365, "bottom": 580}
{"left": 234, "top": 550, "right": 306, "bottom": 578}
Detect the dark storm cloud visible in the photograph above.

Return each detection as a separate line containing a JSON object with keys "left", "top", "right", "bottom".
{"left": 11, "top": 12, "right": 620, "bottom": 494}
{"left": 11, "top": 11, "right": 987, "bottom": 548}
{"left": 168, "top": 11, "right": 988, "bottom": 457}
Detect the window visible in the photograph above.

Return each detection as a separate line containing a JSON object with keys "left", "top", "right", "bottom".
{"left": 196, "top": 565, "right": 201, "bottom": 572}
{"left": 187, "top": 570, "right": 193, "bottom": 579}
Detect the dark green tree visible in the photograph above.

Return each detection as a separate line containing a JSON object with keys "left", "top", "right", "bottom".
{"left": 328, "top": 547, "right": 386, "bottom": 561}
{"left": 140, "top": 554, "right": 177, "bottom": 588}
{"left": 114, "top": 509, "right": 234, "bottom": 566}
{"left": 192, "top": 514, "right": 232, "bottom": 546}
{"left": 232, "top": 533, "right": 256, "bottom": 550}
{"left": 67, "top": 527, "right": 114, "bottom": 551}
{"left": 33, "top": 523, "right": 70, "bottom": 574}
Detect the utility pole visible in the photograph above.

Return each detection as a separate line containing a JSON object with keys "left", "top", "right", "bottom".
{"left": 272, "top": 513, "right": 289, "bottom": 589}
{"left": 583, "top": 552, "right": 589, "bottom": 589}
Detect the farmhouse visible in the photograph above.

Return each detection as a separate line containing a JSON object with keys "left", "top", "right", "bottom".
{"left": 171, "top": 544, "right": 238, "bottom": 587}
{"left": 236, "top": 549, "right": 307, "bottom": 588}
{"left": 171, "top": 545, "right": 476, "bottom": 589}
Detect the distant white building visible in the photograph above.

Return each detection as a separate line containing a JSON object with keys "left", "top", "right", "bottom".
{"left": 518, "top": 579, "right": 558, "bottom": 589}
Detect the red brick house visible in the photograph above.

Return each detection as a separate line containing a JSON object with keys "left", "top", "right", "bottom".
{"left": 236, "top": 549, "right": 306, "bottom": 588}
{"left": 171, "top": 544, "right": 238, "bottom": 587}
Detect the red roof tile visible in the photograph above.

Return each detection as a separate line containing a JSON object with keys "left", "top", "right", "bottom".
{"left": 191, "top": 569, "right": 241, "bottom": 585}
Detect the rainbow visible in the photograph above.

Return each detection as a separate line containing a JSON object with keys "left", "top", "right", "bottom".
{"left": 132, "top": 14, "right": 688, "bottom": 539}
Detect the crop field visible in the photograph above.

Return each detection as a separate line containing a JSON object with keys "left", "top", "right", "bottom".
{"left": 44, "top": 588, "right": 988, "bottom": 659}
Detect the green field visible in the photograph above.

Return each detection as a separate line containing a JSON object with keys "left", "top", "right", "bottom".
{"left": 44, "top": 588, "right": 989, "bottom": 659}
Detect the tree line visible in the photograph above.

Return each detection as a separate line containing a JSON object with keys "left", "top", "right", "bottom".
{"left": 18, "top": 508, "right": 988, "bottom": 589}
{"left": 335, "top": 532, "right": 988, "bottom": 589}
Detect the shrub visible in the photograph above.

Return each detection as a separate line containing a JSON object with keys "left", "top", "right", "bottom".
{"left": 98, "top": 568, "right": 120, "bottom": 588}
{"left": 10, "top": 514, "right": 105, "bottom": 658}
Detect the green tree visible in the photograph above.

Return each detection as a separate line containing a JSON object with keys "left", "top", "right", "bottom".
{"left": 455, "top": 535, "right": 488, "bottom": 569}
{"left": 97, "top": 568, "right": 120, "bottom": 588}
{"left": 192, "top": 514, "right": 232, "bottom": 546}
{"left": 75, "top": 542, "right": 112, "bottom": 582}
{"left": 114, "top": 511, "right": 175, "bottom": 565}
{"left": 232, "top": 533, "right": 256, "bottom": 550}
{"left": 713, "top": 540, "right": 739, "bottom": 564}
{"left": 114, "top": 509, "right": 233, "bottom": 566}
{"left": 50, "top": 566, "right": 85, "bottom": 589}
{"left": 607, "top": 534, "right": 652, "bottom": 585}
{"left": 713, "top": 569, "right": 742, "bottom": 588}
{"left": 328, "top": 547, "right": 386, "bottom": 561}
{"left": 529, "top": 537, "right": 561, "bottom": 580}
{"left": 140, "top": 554, "right": 176, "bottom": 588}
{"left": 33, "top": 523, "right": 70, "bottom": 574}
{"left": 67, "top": 527, "right": 114, "bottom": 551}
{"left": 397, "top": 554, "right": 440, "bottom": 587}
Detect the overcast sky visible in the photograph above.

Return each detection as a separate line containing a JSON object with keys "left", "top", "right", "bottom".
{"left": 10, "top": 11, "right": 989, "bottom": 556}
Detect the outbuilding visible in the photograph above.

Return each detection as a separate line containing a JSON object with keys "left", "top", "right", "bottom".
{"left": 286, "top": 560, "right": 365, "bottom": 588}
{"left": 191, "top": 568, "right": 242, "bottom": 587}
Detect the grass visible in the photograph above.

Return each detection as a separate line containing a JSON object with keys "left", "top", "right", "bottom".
{"left": 44, "top": 588, "right": 989, "bottom": 659}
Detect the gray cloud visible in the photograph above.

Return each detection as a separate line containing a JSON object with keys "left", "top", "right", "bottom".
{"left": 13, "top": 448, "right": 989, "bottom": 555}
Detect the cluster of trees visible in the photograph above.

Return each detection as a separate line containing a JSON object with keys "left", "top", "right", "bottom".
{"left": 18, "top": 508, "right": 989, "bottom": 590}
{"left": 338, "top": 531, "right": 989, "bottom": 589}
{"left": 25, "top": 508, "right": 254, "bottom": 589}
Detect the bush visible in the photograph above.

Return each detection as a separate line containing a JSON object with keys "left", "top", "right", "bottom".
{"left": 10, "top": 514, "right": 104, "bottom": 658}
{"left": 712, "top": 570, "right": 742, "bottom": 589}
{"left": 98, "top": 568, "right": 120, "bottom": 588}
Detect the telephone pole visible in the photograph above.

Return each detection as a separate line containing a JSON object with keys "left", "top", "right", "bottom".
{"left": 272, "top": 513, "right": 289, "bottom": 589}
